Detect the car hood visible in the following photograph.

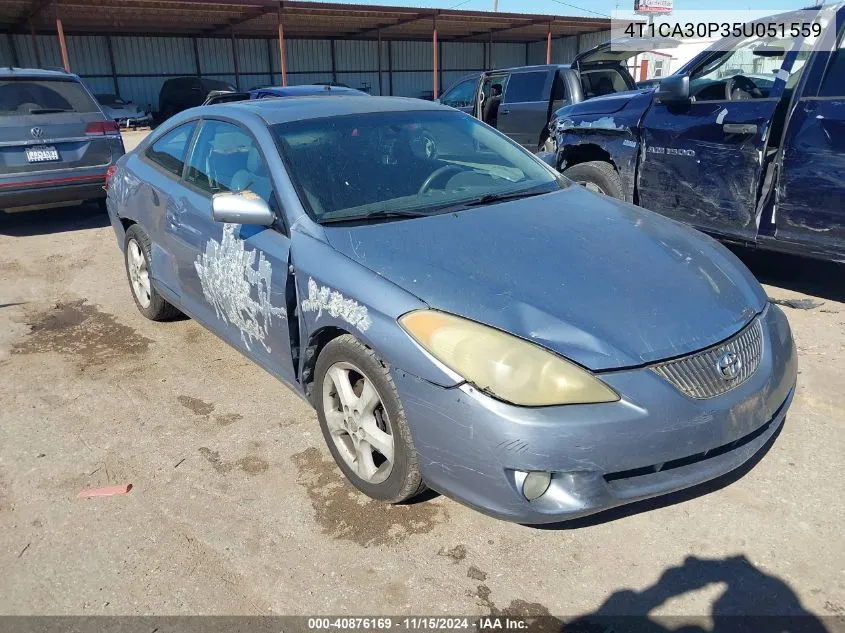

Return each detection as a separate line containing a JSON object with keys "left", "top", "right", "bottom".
{"left": 324, "top": 186, "right": 767, "bottom": 371}
{"left": 558, "top": 88, "right": 652, "bottom": 117}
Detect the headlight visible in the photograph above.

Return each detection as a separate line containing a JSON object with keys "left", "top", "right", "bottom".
{"left": 399, "top": 310, "right": 619, "bottom": 407}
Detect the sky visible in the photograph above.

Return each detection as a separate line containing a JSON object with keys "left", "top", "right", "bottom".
{"left": 304, "top": 0, "right": 822, "bottom": 19}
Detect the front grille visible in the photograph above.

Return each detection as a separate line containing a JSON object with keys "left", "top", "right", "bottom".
{"left": 652, "top": 318, "right": 763, "bottom": 399}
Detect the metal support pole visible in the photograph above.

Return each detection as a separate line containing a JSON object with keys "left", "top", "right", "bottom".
{"left": 55, "top": 3, "right": 70, "bottom": 72}
{"left": 377, "top": 29, "right": 383, "bottom": 95}
{"left": 106, "top": 35, "right": 119, "bottom": 96}
{"left": 277, "top": 4, "right": 287, "bottom": 86}
{"left": 231, "top": 26, "right": 241, "bottom": 90}
{"left": 30, "top": 19, "right": 41, "bottom": 67}
{"left": 387, "top": 40, "right": 393, "bottom": 96}
{"left": 7, "top": 32, "right": 20, "bottom": 67}
{"left": 330, "top": 38, "right": 337, "bottom": 83}
{"left": 193, "top": 37, "right": 201, "bottom": 76}
{"left": 266, "top": 37, "right": 274, "bottom": 87}
{"left": 432, "top": 13, "right": 438, "bottom": 99}
{"left": 488, "top": 29, "right": 493, "bottom": 69}
{"left": 546, "top": 22, "right": 552, "bottom": 64}
{"left": 438, "top": 37, "right": 443, "bottom": 98}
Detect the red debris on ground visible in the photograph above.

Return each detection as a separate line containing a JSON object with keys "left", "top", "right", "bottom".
{"left": 77, "top": 484, "right": 133, "bottom": 499}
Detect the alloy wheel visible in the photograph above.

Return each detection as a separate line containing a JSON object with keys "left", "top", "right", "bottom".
{"left": 127, "top": 238, "right": 151, "bottom": 308}
{"left": 322, "top": 361, "right": 394, "bottom": 485}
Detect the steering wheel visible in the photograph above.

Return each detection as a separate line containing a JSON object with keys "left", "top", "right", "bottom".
{"left": 418, "top": 165, "right": 464, "bottom": 195}
{"left": 725, "top": 75, "right": 763, "bottom": 101}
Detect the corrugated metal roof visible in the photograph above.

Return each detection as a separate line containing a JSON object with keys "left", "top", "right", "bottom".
{"left": 1, "top": 0, "right": 610, "bottom": 42}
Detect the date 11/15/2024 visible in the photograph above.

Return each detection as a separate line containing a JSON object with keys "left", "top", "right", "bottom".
{"left": 305, "top": 617, "right": 530, "bottom": 631}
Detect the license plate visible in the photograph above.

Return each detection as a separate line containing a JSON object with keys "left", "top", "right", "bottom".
{"left": 25, "top": 146, "right": 59, "bottom": 163}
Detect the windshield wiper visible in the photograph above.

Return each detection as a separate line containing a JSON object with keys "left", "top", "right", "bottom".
{"left": 28, "top": 108, "right": 73, "bottom": 114}
{"left": 461, "top": 188, "right": 549, "bottom": 208}
{"left": 320, "top": 209, "right": 430, "bottom": 224}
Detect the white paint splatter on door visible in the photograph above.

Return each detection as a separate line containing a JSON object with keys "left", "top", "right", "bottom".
{"left": 194, "top": 223, "right": 286, "bottom": 352}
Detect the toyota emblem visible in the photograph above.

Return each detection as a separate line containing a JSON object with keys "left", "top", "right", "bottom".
{"left": 30, "top": 127, "right": 44, "bottom": 139}
{"left": 717, "top": 351, "right": 742, "bottom": 380}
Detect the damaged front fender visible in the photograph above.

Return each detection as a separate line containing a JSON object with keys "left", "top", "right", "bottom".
{"left": 289, "top": 230, "right": 464, "bottom": 391}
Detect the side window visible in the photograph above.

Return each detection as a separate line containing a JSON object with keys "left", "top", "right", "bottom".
{"left": 820, "top": 31, "right": 845, "bottom": 97}
{"left": 144, "top": 121, "right": 197, "bottom": 176}
{"left": 688, "top": 27, "right": 818, "bottom": 101}
{"left": 184, "top": 120, "right": 274, "bottom": 206}
{"left": 503, "top": 72, "right": 547, "bottom": 103}
{"left": 580, "top": 70, "right": 628, "bottom": 99}
{"left": 441, "top": 80, "right": 477, "bottom": 108}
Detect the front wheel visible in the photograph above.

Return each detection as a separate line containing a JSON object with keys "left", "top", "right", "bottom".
{"left": 314, "top": 334, "right": 425, "bottom": 503}
{"left": 562, "top": 161, "right": 624, "bottom": 199}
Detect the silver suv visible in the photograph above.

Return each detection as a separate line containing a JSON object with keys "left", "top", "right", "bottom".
{"left": 0, "top": 68, "right": 125, "bottom": 213}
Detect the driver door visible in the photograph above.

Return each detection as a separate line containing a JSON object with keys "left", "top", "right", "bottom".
{"left": 167, "top": 117, "right": 296, "bottom": 383}
{"left": 637, "top": 35, "right": 803, "bottom": 241}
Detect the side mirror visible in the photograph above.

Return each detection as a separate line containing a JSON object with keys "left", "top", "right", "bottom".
{"left": 655, "top": 74, "right": 690, "bottom": 105}
{"left": 211, "top": 191, "right": 275, "bottom": 226}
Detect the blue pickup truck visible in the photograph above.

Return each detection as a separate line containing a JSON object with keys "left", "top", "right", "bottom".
{"left": 547, "top": 6, "right": 845, "bottom": 263}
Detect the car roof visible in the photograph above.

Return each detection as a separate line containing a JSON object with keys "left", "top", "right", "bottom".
{"left": 496, "top": 64, "right": 571, "bottom": 73}
{"left": 0, "top": 67, "right": 81, "bottom": 80}
{"left": 207, "top": 95, "right": 449, "bottom": 125}
{"left": 254, "top": 85, "right": 367, "bottom": 97}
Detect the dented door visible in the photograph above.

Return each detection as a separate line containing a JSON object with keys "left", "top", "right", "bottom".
{"left": 638, "top": 99, "right": 780, "bottom": 242}
{"left": 170, "top": 118, "right": 296, "bottom": 383}
{"left": 775, "top": 19, "right": 845, "bottom": 260}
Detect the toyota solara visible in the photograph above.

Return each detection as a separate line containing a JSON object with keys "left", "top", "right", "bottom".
{"left": 105, "top": 96, "right": 797, "bottom": 523}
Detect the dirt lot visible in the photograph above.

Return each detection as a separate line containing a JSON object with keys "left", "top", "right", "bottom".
{"left": 0, "top": 129, "right": 843, "bottom": 621}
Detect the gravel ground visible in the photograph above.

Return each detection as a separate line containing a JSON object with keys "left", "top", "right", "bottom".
{"left": 0, "top": 130, "right": 842, "bottom": 622}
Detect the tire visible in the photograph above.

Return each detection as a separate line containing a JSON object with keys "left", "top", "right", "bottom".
{"left": 123, "top": 225, "right": 180, "bottom": 321}
{"left": 314, "top": 334, "right": 425, "bottom": 503}
{"left": 563, "top": 161, "right": 625, "bottom": 200}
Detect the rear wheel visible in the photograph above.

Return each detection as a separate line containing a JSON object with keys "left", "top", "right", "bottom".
{"left": 124, "top": 225, "right": 180, "bottom": 321}
{"left": 563, "top": 161, "right": 624, "bottom": 199}
{"left": 314, "top": 334, "right": 425, "bottom": 503}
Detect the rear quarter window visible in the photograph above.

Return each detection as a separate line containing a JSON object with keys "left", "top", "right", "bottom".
{"left": 144, "top": 121, "right": 198, "bottom": 177}
{"left": 0, "top": 78, "right": 100, "bottom": 116}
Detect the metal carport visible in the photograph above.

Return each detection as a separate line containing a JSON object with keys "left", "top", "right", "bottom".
{"left": 0, "top": 1, "right": 610, "bottom": 110}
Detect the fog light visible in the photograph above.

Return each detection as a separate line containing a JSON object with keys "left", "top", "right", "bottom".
{"left": 522, "top": 471, "right": 552, "bottom": 501}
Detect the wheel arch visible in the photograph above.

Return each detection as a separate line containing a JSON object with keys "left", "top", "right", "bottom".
{"left": 559, "top": 142, "right": 617, "bottom": 172}
{"left": 301, "top": 325, "right": 354, "bottom": 404}
{"left": 558, "top": 136, "right": 639, "bottom": 203}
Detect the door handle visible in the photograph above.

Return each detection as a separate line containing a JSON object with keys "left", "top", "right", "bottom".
{"left": 723, "top": 123, "right": 757, "bottom": 135}
{"left": 499, "top": 108, "right": 511, "bottom": 115}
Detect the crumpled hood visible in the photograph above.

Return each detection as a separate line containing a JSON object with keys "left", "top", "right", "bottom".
{"left": 325, "top": 186, "right": 767, "bottom": 371}
{"left": 558, "top": 88, "right": 651, "bottom": 117}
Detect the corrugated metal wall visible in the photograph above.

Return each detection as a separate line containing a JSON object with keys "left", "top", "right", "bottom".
{"left": 527, "top": 30, "right": 611, "bottom": 65}
{"left": 1, "top": 34, "right": 12, "bottom": 67}
{"left": 3, "top": 30, "right": 610, "bottom": 113}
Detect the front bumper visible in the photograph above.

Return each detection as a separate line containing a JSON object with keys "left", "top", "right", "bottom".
{"left": 393, "top": 304, "right": 797, "bottom": 524}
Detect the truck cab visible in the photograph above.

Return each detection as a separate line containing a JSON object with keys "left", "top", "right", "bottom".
{"left": 549, "top": 5, "right": 845, "bottom": 262}
{"left": 437, "top": 43, "right": 645, "bottom": 151}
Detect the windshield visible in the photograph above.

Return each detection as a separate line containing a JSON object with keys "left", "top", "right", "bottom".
{"left": 0, "top": 78, "right": 100, "bottom": 115}
{"left": 272, "top": 110, "right": 563, "bottom": 223}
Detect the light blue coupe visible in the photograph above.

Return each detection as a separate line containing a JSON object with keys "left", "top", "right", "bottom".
{"left": 106, "top": 95, "right": 797, "bottom": 523}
